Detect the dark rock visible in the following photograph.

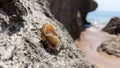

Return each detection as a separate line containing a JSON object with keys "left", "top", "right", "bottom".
{"left": 0, "top": 0, "right": 26, "bottom": 35}
{"left": 102, "top": 17, "right": 120, "bottom": 35}
{"left": 2, "top": 0, "right": 27, "bottom": 16}
{"left": 0, "top": 0, "right": 12, "bottom": 5}
{"left": 98, "top": 35, "right": 120, "bottom": 57}
{"left": 48, "top": 0, "right": 97, "bottom": 40}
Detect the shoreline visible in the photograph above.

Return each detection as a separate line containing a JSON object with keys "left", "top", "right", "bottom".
{"left": 76, "top": 26, "right": 120, "bottom": 68}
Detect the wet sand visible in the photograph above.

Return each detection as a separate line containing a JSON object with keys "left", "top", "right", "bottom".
{"left": 76, "top": 27, "right": 120, "bottom": 68}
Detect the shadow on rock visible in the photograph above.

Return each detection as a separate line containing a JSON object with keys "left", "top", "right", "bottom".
{"left": 0, "top": 0, "right": 27, "bottom": 35}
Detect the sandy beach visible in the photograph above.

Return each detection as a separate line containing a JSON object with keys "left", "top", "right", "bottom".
{"left": 76, "top": 26, "right": 120, "bottom": 68}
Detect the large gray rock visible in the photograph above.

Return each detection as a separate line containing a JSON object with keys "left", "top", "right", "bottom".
{"left": 0, "top": 0, "right": 96, "bottom": 68}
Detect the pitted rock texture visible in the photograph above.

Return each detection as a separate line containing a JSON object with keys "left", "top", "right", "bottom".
{"left": 0, "top": 0, "right": 27, "bottom": 16}
{"left": 0, "top": 0, "right": 97, "bottom": 68}
{"left": 102, "top": 17, "right": 120, "bottom": 35}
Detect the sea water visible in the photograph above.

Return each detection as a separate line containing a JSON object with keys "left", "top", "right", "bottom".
{"left": 87, "top": 11, "right": 120, "bottom": 29}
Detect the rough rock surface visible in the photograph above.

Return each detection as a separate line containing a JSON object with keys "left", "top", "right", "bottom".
{"left": 102, "top": 17, "right": 120, "bottom": 35}
{"left": 0, "top": 0, "right": 96, "bottom": 68}
{"left": 48, "top": 0, "right": 97, "bottom": 40}
{"left": 98, "top": 35, "right": 120, "bottom": 57}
